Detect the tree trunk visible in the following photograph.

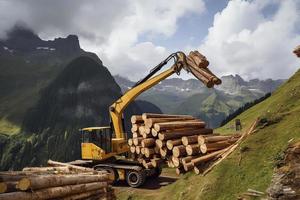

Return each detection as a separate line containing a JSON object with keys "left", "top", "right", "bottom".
{"left": 172, "top": 145, "right": 187, "bottom": 158}
{"left": 141, "top": 138, "right": 155, "bottom": 148}
{"left": 144, "top": 148, "right": 155, "bottom": 158}
{"left": 128, "top": 139, "right": 133, "bottom": 146}
{"left": 0, "top": 181, "right": 17, "bottom": 193}
{"left": 151, "top": 128, "right": 159, "bottom": 137}
{"left": 142, "top": 113, "right": 194, "bottom": 121}
{"left": 198, "top": 135, "right": 240, "bottom": 145}
{"left": 130, "top": 146, "right": 136, "bottom": 153}
{"left": 200, "top": 142, "right": 232, "bottom": 154}
{"left": 182, "top": 135, "right": 199, "bottom": 146}
{"left": 17, "top": 174, "right": 109, "bottom": 191}
{"left": 131, "top": 115, "right": 143, "bottom": 124}
{"left": 133, "top": 137, "right": 143, "bottom": 146}
{"left": 145, "top": 117, "right": 194, "bottom": 128}
{"left": 61, "top": 189, "right": 105, "bottom": 200}
{"left": 186, "top": 144, "right": 201, "bottom": 156}
{"left": 154, "top": 121, "right": 206, "bottom": 132}
{"left": 155, "top": 139, "right": 166, "bottom": 149}
{"left": 171, "top": 157, "right": 181, "bottom": 167}
{"left": 159, "top": 128, "right": 213, "bottom": 141}
{"left": 47, "top": 160, "right": 101, "bottom": 174}
{"left": 191, "top": 149, "right": 226, "bottom": 166}
{"left": 183, "top": 162, "right": 194, "bottom": 172}
{"left": 175, "top": 167, "right": 185, "bottom": 175}
{"left": 166, "top": 139, "right": 182, "bottom": 150}
{"left": 0, "top": 182, "right": 108, "bottom": 200}
{"left": 159, "top": 147, "right": 169, "bottom": 158}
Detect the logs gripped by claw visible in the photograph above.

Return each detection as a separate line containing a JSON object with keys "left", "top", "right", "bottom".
{"left": 0, "top": 161, "right": 115, "bottom": 200}
{"left": 184, "top": 50, "right": 222, "bottom": 88}
{"left": 129, "top": 113, "right": 241, "bottom": 175}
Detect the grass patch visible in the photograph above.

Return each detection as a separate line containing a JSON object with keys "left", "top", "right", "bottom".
{"left": 0, "top": 118, "right": 20, "bottom": 135}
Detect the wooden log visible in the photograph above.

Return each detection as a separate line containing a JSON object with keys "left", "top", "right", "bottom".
{"left": 133, "top": 137, "right": 143, "bottom": 146}
{"left": 166, "top": 139, "right": 182, "bottom": 150}
{"left": 155, "top": 140, "right": 166, "bottom": 149}
{"left": 182, "top": 135, "right": 199, "bottom": 146}
{"left": 175, "top": 167, "right": 185, "bottom": 175}
{"left": 142, "top": 113, "right": 194, "bottom": 120}
{"left": 132, "top": 132, "right": 139, "bottom": 138}
{"left": 200, "top": 142, "right": 232, "bottom": 154}
{"left": 0, "top": 182, "right": 108, "bottom": 200}
{"left": 191, "top": 149, "right": 226, "bottom": 166}
{"left": 47, "top": 160, "right": 100, "bottom": 173}
{"left": 132, "top": 124, "right": 139, "bottom": 132}
{"left": 154, "top": 121, "right": 206, "bottom": 132}
{"left": 159, "top": 147, "right": 169, "bottom": 158}
{"left": 144, "top": 148, "right": 155, "bottom": 158}
{"left": 151, "top": 128, "right": 159, "bottom": 137}
{"left": 142, "top": 133, "right": 153, "bottom": 139}
{"left": 141, "top": 138, "right": 155, "bottom": 148}
{"left": 194, "top": 166, "right": 203, "bottom": 175}
{"left": 17, "top": 174, "right": 109, "bottom": 191}
{"left": 183, "top": 162, "right": 194, "bottom": 172}
{"left": 188, "top": 51, "right": 209, "bottom": 68}
{"left": 145, "top": 117, "right": 195, "bottom": 128}
{"left": 167, "top": 160, "right": 175, "bottom": 168}
{"left": 138, "top": 126, "right": 146, "bottom": 135}
{"left": 151, "top": 158, "right": 163, "bottom": 167}
{"left": 186, "top": 144, "right": 201, "bottom": 156}
{"left": 181, "top": 156, "right": 199, "bottom": 165}
{"left": 128, "top": 139, "right": 133, "bottom": 146}
{"left": 172, "top": 145, "right": 187, "bottom": 158}
{"left": 171, "top": 157, "right": 181, "bottom": 167}
{"left": 131, "top": 115, "right": 143, "bottom": 124}
{"left": 143, "top": 162, "right": 154, "bottom": 169}
{"left": 144, "top": 127, "right": 151, "bottom": 135}
{"left": 61, "top": 189, "right": 105, "bottom": 200}
{"left": 159, "top": 128, "right": 213, "bottom": 141}
{"left": 141, "top": 147, "right": 145, "bottom": 155}
{"left": 198, "top": 135, "right": 238, "bottom": 145}
{"left": 154, "top": 146, "right": 160, "bottom": 154}
{"left": 22, "top": 166, "right": 70, "bottom": 173}
{"left": 130, "top": 146, "right": 136, "bottom": 153}
{"left": 135, "top": 146, "right": 141, "bottom": 154}
{"left": 0, "top": 181, "right": 17, "bottom": 193}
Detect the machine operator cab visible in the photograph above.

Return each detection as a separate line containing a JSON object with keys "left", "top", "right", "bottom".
{"left": 80, "top": 127, "right": 113, "bottom": 160}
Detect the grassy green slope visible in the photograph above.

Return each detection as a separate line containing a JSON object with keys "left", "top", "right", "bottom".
{"left": 117, "top": 69, "right": 300, "bottom": 200}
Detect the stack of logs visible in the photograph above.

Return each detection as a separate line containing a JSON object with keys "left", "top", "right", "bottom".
{"left": 129, "top": 113, "right": 241, "bottom": 175}
{"left": 0, "top": 160, "right": 115, "bottom": 200}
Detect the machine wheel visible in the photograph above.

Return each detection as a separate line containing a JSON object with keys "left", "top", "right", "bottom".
{"left": 95, "top": 166, "right": 118, "bottom": 184}
{"left": 126, "top": 170, "right": 146, "bottom": 188}
{"left": 152, "top": 167, "right": 162, "bottom": 178}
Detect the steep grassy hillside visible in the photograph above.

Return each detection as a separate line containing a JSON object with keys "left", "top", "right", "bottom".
{"left": 116, "top": 69, "right": 300, "bottom": 200}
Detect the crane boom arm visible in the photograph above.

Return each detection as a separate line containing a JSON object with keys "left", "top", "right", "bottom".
{"left": 109, "top": 51, "right": 221, "bottom": 140}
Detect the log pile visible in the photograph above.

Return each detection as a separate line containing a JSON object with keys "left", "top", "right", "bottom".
{"left": 0, "top": 161, "right": 115, "bottom": 200}
{"left": 129, "top": 113, "right": 241, "bottom": 175}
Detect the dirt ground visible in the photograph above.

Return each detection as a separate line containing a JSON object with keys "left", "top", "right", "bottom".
{"left": 114, "top": 168, "right": 179, "bottom": 198}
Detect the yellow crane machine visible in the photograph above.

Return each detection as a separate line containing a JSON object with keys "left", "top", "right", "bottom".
{"left": 79, "top": 51, "right": 221, "bottom": 187}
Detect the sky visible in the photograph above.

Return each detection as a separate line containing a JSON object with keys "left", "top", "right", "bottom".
{"left": 0, "top": 0, "right": 299, "bottom": 81}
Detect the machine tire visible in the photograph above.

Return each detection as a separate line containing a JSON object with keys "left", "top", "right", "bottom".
{"left": 95, "top": 166, "right": 118, "bottom": 184}
{"left": 126, "top": 170, "right": 146, "bottom": 188}
{"left": 152, "top": 166, "right": 162, "bottom": 178}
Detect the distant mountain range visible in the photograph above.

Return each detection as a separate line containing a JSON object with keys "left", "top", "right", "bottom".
{"left": 0, "top": 26, "right": 161, "bottom": 170}
{"left": 114, "top": 75, "right": 285, "bottom": 127}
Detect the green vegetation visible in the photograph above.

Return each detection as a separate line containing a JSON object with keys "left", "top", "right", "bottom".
{"left": 116, "top": 69, "right": 300, "bottom": 200}
{"left": 0, "top": 118, "right": 20, "bottom": 135}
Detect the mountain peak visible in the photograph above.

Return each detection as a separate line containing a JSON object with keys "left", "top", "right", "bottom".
{"left": 6, "top": 25, "right": 40, "bottom": 41}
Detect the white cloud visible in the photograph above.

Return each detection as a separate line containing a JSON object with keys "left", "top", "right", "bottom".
{"left": 0, "top": 0, "right": 205, "bottom": 80}
{"left": 198, "top": 0, "right": 300, "bottom": 80}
